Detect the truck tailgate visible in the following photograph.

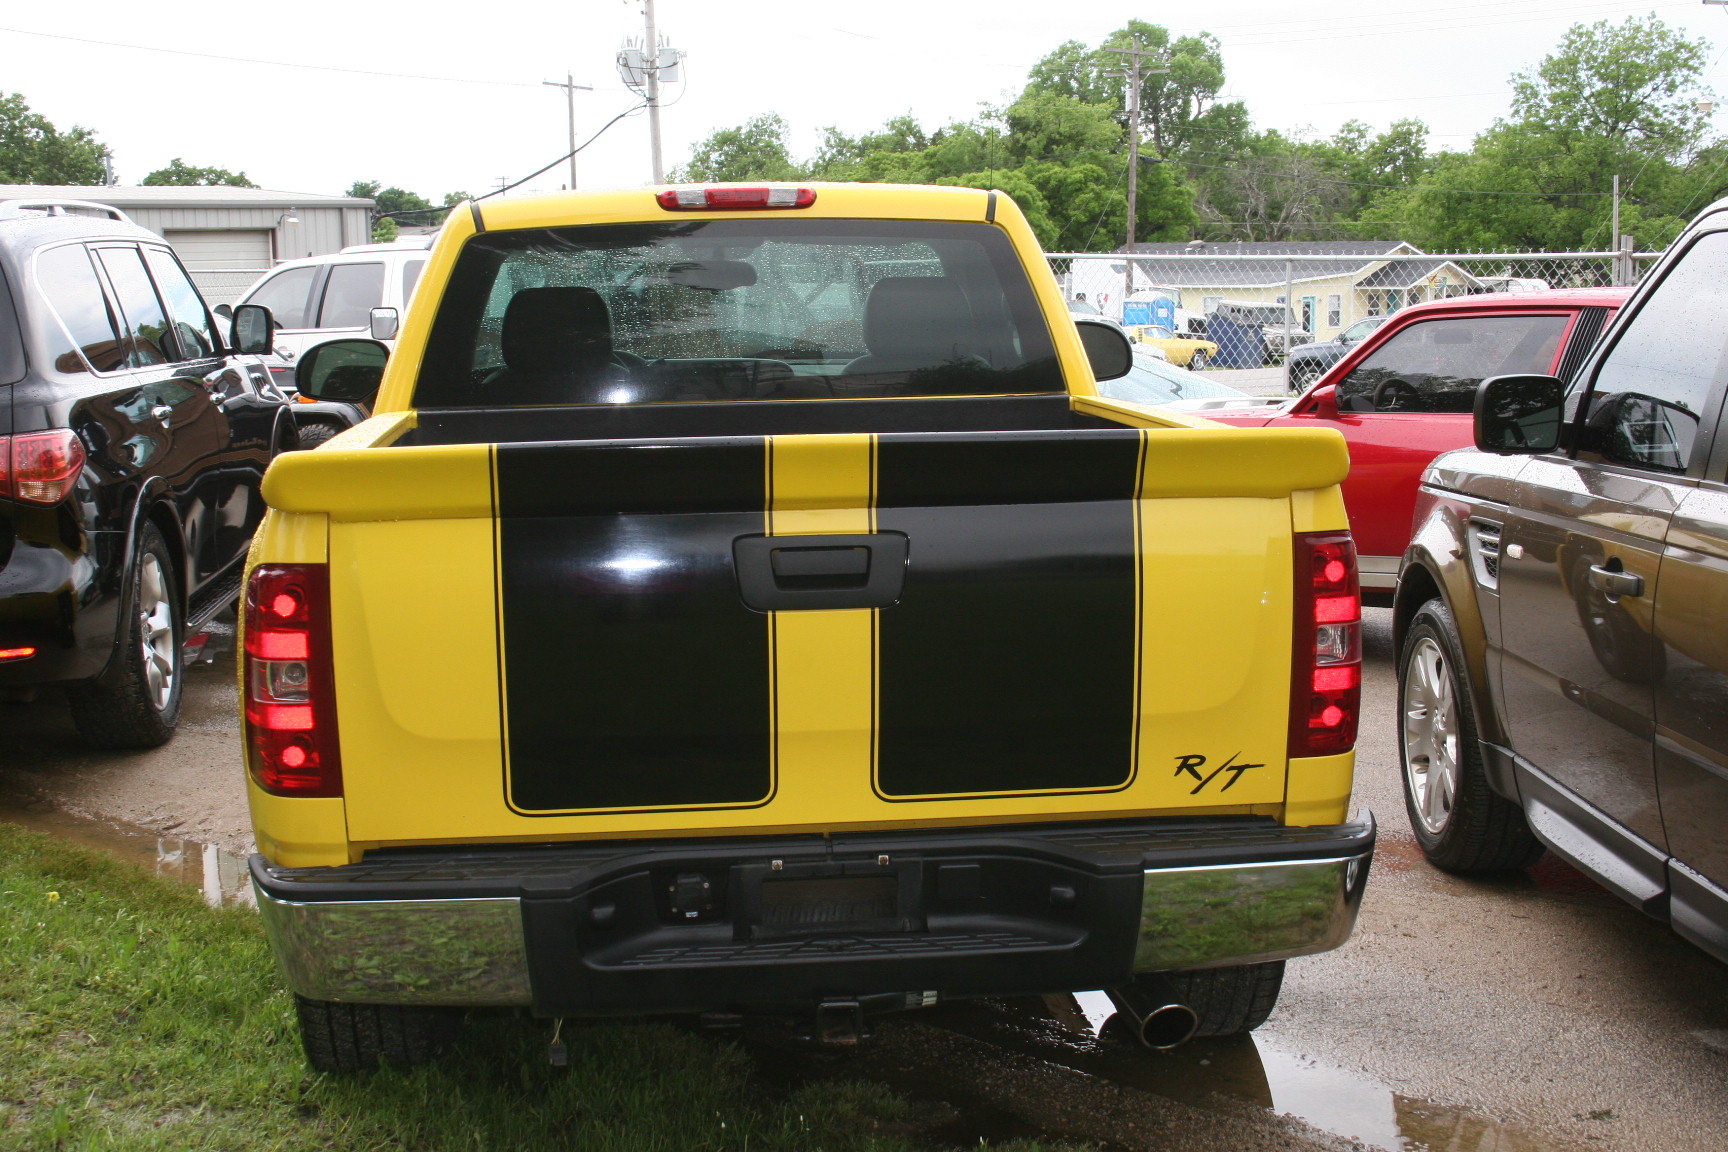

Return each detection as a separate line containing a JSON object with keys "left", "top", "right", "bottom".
{"left": 290, "top": 426, "right": 1316, "bottom": 846}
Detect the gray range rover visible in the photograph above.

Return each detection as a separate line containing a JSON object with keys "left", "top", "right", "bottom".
{"left": 1396, "top": 198, "right": 1728, "bottom": 963}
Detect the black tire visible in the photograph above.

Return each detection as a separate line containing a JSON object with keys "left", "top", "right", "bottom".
{"left": 295, "top": 421, "right": 342, "bottom": 449}
{"left": 293, "top": 995, "right": 460, "bottom": 1073}
{"left": 1157, "top": 961, "right": 1285, "bottom": 1037}
{"left": 1188, "top": 349, "right": 1208, "bottom": 371}
{"left": 1288, "top": 360, "right": 1322, "bottom": 393}
{"left": 67, "top": 522, "right": 183, "bottom": 749}
{"left": 1398, "top": 599, "right": 1545, "bottom": 872}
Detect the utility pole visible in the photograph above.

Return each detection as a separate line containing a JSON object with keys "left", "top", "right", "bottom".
{"left": 1104, "top": 39, "right": 1170, "bottom": 319}
{"left": 644, "top": 0, "right": 664, "bottom": 183}
{"left": 543, "top": 72, "right": 593, "bottom": 191}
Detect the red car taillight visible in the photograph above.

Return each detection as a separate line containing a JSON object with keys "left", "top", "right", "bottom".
{"left": 244, "top": 564, "right": 342, "bottom": 797}
{"left": 0, "top": 430, "right": 86, "bottom": 505}
{"left": 1289, "top": 532, "right": 1361, "bottom": 758}
{"left": 656, "top": 185, "right": 817, "bottom": 210}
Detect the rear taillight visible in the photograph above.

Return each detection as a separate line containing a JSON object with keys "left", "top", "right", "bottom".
{"left": 0, "top": 646, "right": 36, "bottom": 661}
{"left": 656, "top": 185, "right": 817, "bottom": 210}
{"left": 243, "top": 564, "right": 342, "bottom": 797}
{"left": 1290, "top": 532, "right": 1361, "bottom": 758}
{"left": 0, "top": 430, "right": 86, "bottom": 505}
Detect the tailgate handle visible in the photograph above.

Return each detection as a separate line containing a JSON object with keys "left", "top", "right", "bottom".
{"left": 733, "top": 533, "right": 909, "bottom": 612}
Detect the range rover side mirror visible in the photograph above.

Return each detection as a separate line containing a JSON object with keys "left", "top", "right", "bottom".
{"left": 1476, "top": 374, "right": 1564, "bottom": 454}
{"left": 296, "top": 339, "right": 388, "bottom": 404}
{"left": 231, "top": 304, "right": 274, "bottom": 354}
{"left": 1074, "top": 318, "right": 1133, "bottom": 381}
{"left": 369, "top": 307, "right": 400, "bottom": 341}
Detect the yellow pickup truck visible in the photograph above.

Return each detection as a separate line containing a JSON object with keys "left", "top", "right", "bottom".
{"left": 241, "top": 183, "right": 1372, "bottom": 1071}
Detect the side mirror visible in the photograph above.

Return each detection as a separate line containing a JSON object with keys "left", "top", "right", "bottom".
{"left": 231, "top": 304, "right": 274, "bottom": 354}
{"left": 296, "top": 339, "right": 388, "bottom": 404}
{"left": 1074, "top": 318, "right": 1133, "bottom": 382}
{"left": 1476, "top": 374, "right": 1564, "bottom": 454}
{"left": 212, "top": 303, "right": 233, "bottom": 320}
{"left": 1299, "top": 383, "right": 1340, "bottom": 419}
{"left": 369, "top": 307, "right": 400, "bottom": 341}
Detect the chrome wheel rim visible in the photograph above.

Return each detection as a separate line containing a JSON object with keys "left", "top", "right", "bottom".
{"left": 137, "top": 553, "right": 177, "bottom": 711}
{"left": 1403, "top": 635, "right": 1459, "bottom": 835}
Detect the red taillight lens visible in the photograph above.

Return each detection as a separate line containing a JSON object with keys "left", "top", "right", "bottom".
{"left": 1290, "top": 532, "right": 1361, "bottom": 758}
{"left": 244, "top": 564, "right": 342, "bottom": 797}
{"left": 656, "top": 185, "right": 817, "bottom": 210}
{"left": 0, "top": 430, "right": 86, "bottom": 505}
{"left": 0, "top": 646, "right": 36, "bottom": 661}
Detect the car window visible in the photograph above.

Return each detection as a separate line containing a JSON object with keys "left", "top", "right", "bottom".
{"left": 1336, "top": 313, "right": 1568, "bottom": 414}
{"left": 1577, "top": 230, "right": 1728, "bottom": 474}
{"left": 1101, "top": 351, "right": 1251, "bottom": 406}
{"left": 1143, "top": 325, "right": 1174, "bottom": 340}
{"left": 1340, "top": 319, "right": 1378, "bottom": 343}
{"left": 95, "top": 247, "right": 172, "bottom": 367}
{"left": 403, "top": 259, "right": 426, "bottom": 305}
{"left": 0, "top": 263, "right": 26, "bottom": 385}
{"left": 246, "top": 266, "right": 317, "bottom": 329}
{"left": 143, "top": 247, "right": 218, "bottom": 360}
{"left": 318, "top": 262, "right": 385, "bottom": 328}
{"left": 36, "top": 244, "right": 125, "bottom": 373}
{"left": 416, "top": 219, "right": 1061, "bottom": 407}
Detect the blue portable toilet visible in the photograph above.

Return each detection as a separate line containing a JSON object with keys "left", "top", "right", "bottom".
{"left": 1122, "top": 299, "right": 1155, "bottom": 327}
{"left": 1149, "top": 297, "right": 1176, "bottom": 329}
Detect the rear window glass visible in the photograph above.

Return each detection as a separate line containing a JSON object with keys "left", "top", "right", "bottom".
{"left": 36, "top": 244, "right": 124, "bottom": 373}
{"left": 415, "top": 220, "right": 1061, "bottom": 407}
{"left": 0, "top": 263, "right": 23, "bottom": 385}
{"left": 318, "top": 262, "right": 385, "bottom": 328}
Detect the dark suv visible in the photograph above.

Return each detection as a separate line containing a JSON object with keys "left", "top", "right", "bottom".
{"left": 1396, "top": 199, "right": 1728, "bottom": 964}
{"left": 0, "top": 199, "right": 290, "bottom": 747}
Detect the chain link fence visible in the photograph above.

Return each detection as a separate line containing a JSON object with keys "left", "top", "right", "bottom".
{"left": 1047, "top": 248, "right": 1661, "bottom": 393}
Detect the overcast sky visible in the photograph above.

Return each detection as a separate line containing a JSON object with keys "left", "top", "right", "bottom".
{"left": 3, "top": 0, "right": 1723, "bottom": 203}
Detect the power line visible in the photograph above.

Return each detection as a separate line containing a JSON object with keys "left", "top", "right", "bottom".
{"left": 476, "top": 100, "right": 650, "bottom": 201}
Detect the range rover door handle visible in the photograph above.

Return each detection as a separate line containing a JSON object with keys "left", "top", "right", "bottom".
{"left": 733, "top": 532, "right": 909, "bottom": 612}
{"left": 1587, "top": 564, "right": 1643, "bottom": 599}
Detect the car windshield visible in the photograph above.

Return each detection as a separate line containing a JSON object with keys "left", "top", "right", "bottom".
{"left": 1100, "top": 350, "right": 1251, "bottom": 406}
{"left": 415, "top": 219, "right": 1062, "bottom": 407}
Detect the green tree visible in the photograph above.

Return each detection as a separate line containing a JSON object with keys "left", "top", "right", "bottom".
{"left": 141, "top": 158, "right": 255, "bottom": 187}
{"left": 0, "top": 92, "right": 108, "bottom": 184}
{"left": 1379, "top": 15, "right": 1712, "bottom": 251}
{"left": 371, "top": 215, "right": 399, "bottom": 243}
{"left": 669, "top": 114, "right": 804, "bottom": 182}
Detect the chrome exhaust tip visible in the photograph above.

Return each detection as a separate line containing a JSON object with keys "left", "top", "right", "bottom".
{"left": 1106, "top": 980, "right": 1200, "bottom": 1051}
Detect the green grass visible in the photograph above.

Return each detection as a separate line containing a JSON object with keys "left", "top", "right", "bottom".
{"left": 0, "top": 824, "right": 1077, "bottom": 1152}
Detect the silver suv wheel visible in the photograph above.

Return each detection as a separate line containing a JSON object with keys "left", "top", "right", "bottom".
{"left": 1402, "top": 634, "right": 1458, "bottom": 835}
{"left": 137, "top": 552, "right": 178, "bottom": 711}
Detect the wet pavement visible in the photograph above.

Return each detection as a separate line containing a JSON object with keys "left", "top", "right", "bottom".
{"left": 4, "top": 607, "right": 1728, "bottom": 1150}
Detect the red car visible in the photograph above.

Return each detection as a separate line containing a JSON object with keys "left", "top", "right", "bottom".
{"left": 1207, "top": 288, "right": 1630, "bottom": 604}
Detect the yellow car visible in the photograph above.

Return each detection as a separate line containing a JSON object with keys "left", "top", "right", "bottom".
{"left": 1130, "top": 323, "right": 1218, "bottom": 370}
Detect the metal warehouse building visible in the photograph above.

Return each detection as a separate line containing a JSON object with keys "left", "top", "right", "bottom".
{"left": 0, "top": 184, "right": 374, "bottom": 304}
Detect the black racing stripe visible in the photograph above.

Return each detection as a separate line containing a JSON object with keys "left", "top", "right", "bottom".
{"left": 495, "top": 439, "right": 772, "bottom": 812}
{"left": 874, "top": 431, "right": 1142, "bottom": 797}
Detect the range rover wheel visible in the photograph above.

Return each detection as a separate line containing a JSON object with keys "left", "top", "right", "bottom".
{"left": 1399, "top": 600, "right": 1544, "bottom": 872}
{"left": 68, "top": 523, "right": 183, "bottom": 749}
{"left": 294, "top": 995, "right": 461, "bottom": 1073}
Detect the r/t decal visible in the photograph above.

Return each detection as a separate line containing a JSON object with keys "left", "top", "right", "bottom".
{"left": 1173, "top": 753, "right": 1264, "bottom": 795}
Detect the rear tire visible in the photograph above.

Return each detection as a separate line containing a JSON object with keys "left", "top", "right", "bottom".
{"left": 295, "top": 421, "right": 341, "bottom": 449}
{"left": 1155, "top": 961, "right": 1285, "bottom": 1037}
{"left": 293, "top": 995, "right": 461, "bottom": 1072}
{"left": 1399, "top": 599, "right": 1545, "bottom": 872}
{"left": 1188, "top": 349, "right": 1208, "bottom": 371}
{"left": 68, "top": 523, "right": 182, "bottom": 749}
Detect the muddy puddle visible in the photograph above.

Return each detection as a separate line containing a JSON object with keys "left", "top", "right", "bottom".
{"left": 749, "top": 990, "right": 1560, "bottom": 1151}
{"left": 0, "top": 799, "right": 253, "bottom": 907}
